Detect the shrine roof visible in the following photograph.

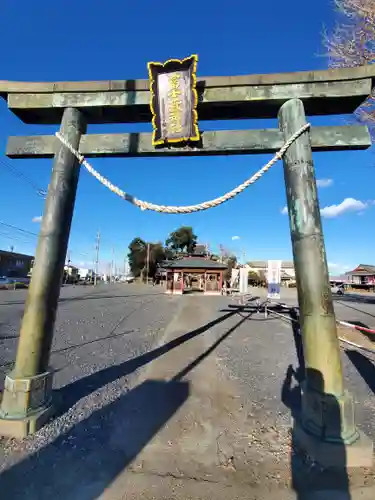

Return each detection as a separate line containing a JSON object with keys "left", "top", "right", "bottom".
{"left": 164, "top": 258, "right": 227, "bottom": 270}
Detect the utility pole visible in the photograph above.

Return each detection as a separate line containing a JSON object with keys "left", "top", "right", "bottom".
{"left": 0, "top": 107, "right": 86, "bottom": 437}
{"left": 113, "top": 248, "right": 116, "bottom": 280}
{"left": 146, "top": 243, "right": 150, "bottom": 284}
{"left": 94, "top": 230, "right": 100, "bottom": 286}
{"left": 278, "top": 98, "right": 372, "bottom": 464}
{"left": 110, "top": 246, "right": 114, "bottom": 283}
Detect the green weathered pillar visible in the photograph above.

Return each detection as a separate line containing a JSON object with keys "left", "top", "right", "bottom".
{"left": 0, "top": 108, "right": 86, "bottom": 437}
{"left": 278, "top": 98, "right": 372, "bottom": 466}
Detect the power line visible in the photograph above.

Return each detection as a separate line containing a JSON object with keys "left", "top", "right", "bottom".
{"left": 0, "top": 158, "right": 47, "bottom": 198}
{"left": 0, "top": 231, "right": 32, "bottom": 245}
{"left": 0, "top": 221, "right": 38, "bottom": 237}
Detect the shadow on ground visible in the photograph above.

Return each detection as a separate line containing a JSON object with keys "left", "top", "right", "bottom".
{"left": 333, "top": 293, "right": 375, "bottom": 306}
{"left": 281, "top": 307, "right": 353, "bottom": 499}
{"left": 0, "top": 292, "right": 165, "bottom": 307}
{"left": 336, "top": 301, "right": 375, "bottom": 322}
{"left": 282, "top": 366, "right": 351, "bottom": 499}
{"left": 0, "top": 305, "right": 249, "bottom": 499}
{"left": 0, "top": 379, "right": 189, "bottom": 500}
{"left": 56, "top": 309, "right": 239, "bottom": 415}
{"left": 346, "top": 349, "right": 375, "bottom": 395}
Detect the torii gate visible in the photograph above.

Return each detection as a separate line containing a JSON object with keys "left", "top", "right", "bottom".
{"left": 0, "top": 62, "right": 373, "bottom": 465}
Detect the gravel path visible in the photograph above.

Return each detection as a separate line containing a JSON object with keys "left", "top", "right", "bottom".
{"left": 0, "top": 286, "right": 374, "bottom": 499}
{"left": 220, "top": 288, "right": 375, "bottom": 438}
{"left": 0, "top": 284, "right": 180, "bottom": 473}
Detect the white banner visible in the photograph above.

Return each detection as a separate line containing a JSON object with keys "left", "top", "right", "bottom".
{"left": 230, "top": 268, "right": 239, "bottom": 288}
{"left": 239, "top": 267, "right": 249, "bottom": 294}
{"left": 267, "top": 260, "right": 282, "bottom": 299}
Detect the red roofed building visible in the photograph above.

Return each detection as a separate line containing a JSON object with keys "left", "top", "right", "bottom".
{"left": 345, "top": 264, "right": 375, "bottom": 291}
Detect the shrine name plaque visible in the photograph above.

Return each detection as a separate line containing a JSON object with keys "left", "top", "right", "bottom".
{"left": 148, "top": 54, "right": 200, "bottom": 146}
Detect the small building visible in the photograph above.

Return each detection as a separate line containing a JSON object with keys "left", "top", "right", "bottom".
{"left": 155, "top": 243, "right": 210, "bottom": 283}
{"left": 329, "top": 275, "right": 348, "bottom": 285}
{"left": 0, "top": 249, "right": 34, "bottom": 278}
{"left": 63, "top": 264, "right": 79, "bottom": 284}
{"left": 247, "top": 260, "right": 295, "bottom": 285}
{"left": 345, "top": 264, "right": 375, "bottom": 291}
{"left": 164, "top": 257, "right": 228, "bottom": 295}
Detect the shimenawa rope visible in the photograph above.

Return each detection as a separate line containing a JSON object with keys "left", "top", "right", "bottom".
{"left": 55, "top": 123, "right": 310, "bottom": 214}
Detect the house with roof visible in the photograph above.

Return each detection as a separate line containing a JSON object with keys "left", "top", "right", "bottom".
{"left": 163, "top": 256, "right": 228, "bottom": 295}
{"left": 247, "top": 260, "right": 295, "bottom": 284}
{"left": 345, "top": 264, "right": 375, "bottom": 290}
{"left": 0, "top": 249, "right": 34, "bottom": 278}
{"left": 155, "top": 243, "right": 210, "bottom": 281}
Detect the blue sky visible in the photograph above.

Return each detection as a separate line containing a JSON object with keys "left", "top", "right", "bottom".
{"left": 0, "top": 0, "right": 373, "bottom": 275}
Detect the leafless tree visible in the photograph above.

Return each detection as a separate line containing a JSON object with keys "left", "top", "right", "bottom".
{"left": 323, "top": 0, "right": 375, "bottom": 129}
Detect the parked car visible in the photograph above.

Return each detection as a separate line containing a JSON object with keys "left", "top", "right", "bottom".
{"left": 331, "top": 284, "right": 345, "bottom": 295}
{"left": 0, "top": 276, "right": 30, "bottom": 289}
{"left": 121, "top": 275, "right": 134, "bottom": 283}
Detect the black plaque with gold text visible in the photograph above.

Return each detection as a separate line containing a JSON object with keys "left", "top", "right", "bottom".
{"left": 148, "top": 55, "right": 200, "bottom": 146}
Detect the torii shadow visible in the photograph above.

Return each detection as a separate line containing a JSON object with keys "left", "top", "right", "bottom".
{"left": 0, "top": 309, "right": 249, "bottom": 499}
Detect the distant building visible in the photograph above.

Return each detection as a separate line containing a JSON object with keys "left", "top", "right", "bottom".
{"left": 164, "top": 256, "right": 228, "bottom": 295}
{"left": 345, "top": 264, "right": 375, "bottom": 290}
{"left": 0, "top": 249, "right": 34, "bottom": 278}
{"left": 173, "top": 243, "right": 208, "bottom": 259}
{"left": 192, "top": 244, "right": 208, "bottom": 257}
{"left": 329, "top": 275, "right": 348, "bottom": 284}
{"left": 156, "top": 243, "right": 210, "bottom": 280}
{"left": 63, "top": 264, "right": 79, "bottom": 284}
{"left": 247, "top": 260, "right": 295, "bottom": 284}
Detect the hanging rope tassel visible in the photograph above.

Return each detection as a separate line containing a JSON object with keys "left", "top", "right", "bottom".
{"left": 55, "top": 123, "right": 310, "bottom": 214}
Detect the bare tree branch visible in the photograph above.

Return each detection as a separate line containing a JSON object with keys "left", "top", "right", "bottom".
{"left": 324, "top": 1, "right": 375, "bottom": 138}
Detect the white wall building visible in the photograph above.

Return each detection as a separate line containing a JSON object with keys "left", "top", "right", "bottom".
{"left": 247, "top": 260, "right": 296, "bottom": 282}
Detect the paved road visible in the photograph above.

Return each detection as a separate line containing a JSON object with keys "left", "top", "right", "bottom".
{"left": 0, "top": 284, "right": 181, "bottom": 463}
{"left": 0, "top": 283, "right": 179, "bottom": 387}
{"left": 0, "top": 285, "right": 374, "bottom": 499}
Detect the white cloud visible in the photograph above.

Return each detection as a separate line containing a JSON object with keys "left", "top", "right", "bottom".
{"left": 316, "top": 178, "right": 333, "bottom": 188}
{"left": 320, "top": 198, "right": 367, "bottom": 218}
{"left": 32, "top": 216, "right": 42, "bottom": 223}
{"left": 328, "top": 262, "right": 340, "bottom": 269}
{"left": 328, "top": 262, "right": 352, "bottom": 275}
{"left": 231, "top": 235, "right": 240, "bottom": 241}
{"left": 280, "top": 197, "right": 372, "bottom": 219}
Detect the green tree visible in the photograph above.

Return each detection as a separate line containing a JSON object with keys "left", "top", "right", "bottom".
{"left": 166, "top": 226, "right": 197, "bottom": 254}
{"left": 257, "top": 270, "right": 268, "bottom": 287}
{"left": 128, "top": 238, "right": 167, "bottom": 280}
{"left": 248, "top": 270, "right": 260, "bottom": 285}
{"left": 128, "top": 237, "right": 147, "bottom": 278}
{"left": 224, "top": 255, "right": 237, "bottom": 283}
{"left": 148, "top": 242, "right": 167, "bottom": 278}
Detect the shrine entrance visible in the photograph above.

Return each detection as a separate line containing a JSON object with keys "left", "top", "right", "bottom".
{"left": 0, "top": 60, "right": 373, "bottom": 466}
{"left": 164, "top": 257, "right": 227, "bottom": 295}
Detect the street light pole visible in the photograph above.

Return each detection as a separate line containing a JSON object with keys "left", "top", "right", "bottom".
{"left": 110, "top": 246, "right": 114, "bottom": 283}
{"left": 94, "top": 230, "right": 100, "bottom": 286}
{"left": 146, "top": 243, "right": 150, "bottom": 284}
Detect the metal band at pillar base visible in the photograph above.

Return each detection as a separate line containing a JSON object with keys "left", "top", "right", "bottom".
{"left": 300, "top": 385, "right": 358, "bottom": 444}
{"left": 0, "top": 370, "right": 53, "bottom": 438}
{"left": 293, "top": 384, "right": 373, "bottom": 467}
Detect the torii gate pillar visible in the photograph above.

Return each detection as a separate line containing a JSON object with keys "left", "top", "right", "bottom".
{"left": 0, "top": 108, "right": 86, "bottom": 437}
{"left": 278, "top": 98, "right": 373, "bottom": 466}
